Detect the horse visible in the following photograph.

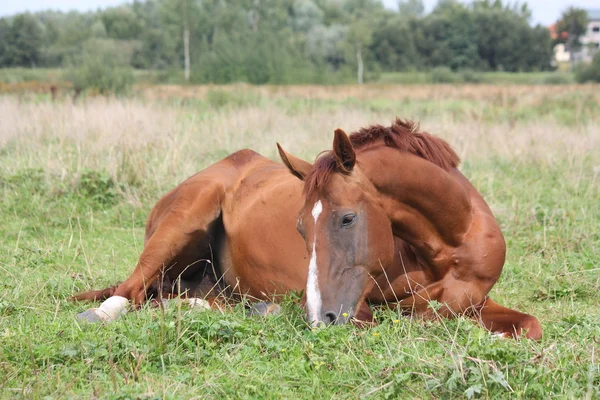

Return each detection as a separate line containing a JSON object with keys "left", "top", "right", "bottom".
{"left": 73, "top": 118, "right": 542, "bottom": 340}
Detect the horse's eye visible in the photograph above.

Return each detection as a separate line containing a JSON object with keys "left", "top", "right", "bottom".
{"left": 341, "top": 213, "right": 357, "bottom": 228}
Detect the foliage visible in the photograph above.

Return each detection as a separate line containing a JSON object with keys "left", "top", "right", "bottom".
{"left": 430, "top": 66, "right": 461, "bottom": 83}
{"left": 0, "top": 0, "right": 555, "bottom": 84}
{"left": 398, "top": 0, "right": 425, "bottom": 18}
{"left": 575, "top": 53, "right": 600, "bottom": 82}
{"left": 555, "top": 7, "right": 589, "bottom": 51}
{"left": 76, "top": 170, "right": 121, "bottom": 206}
{"left": 0, "top": 13, "right": 43, "bottom": 67}
{"left": 67, "top": 39, "right": 134, "bottom": 95}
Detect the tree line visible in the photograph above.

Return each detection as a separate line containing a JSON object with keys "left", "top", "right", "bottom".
{"left": 0, "top": 0, "right": 555, "bottom": 84}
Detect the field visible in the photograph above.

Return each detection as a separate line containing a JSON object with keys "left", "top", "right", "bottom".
{"left": 0, "top": 67, "right": 578, "bottom": 87}
{"left": 0, "top": 84, "right": 599, "bottom": 399}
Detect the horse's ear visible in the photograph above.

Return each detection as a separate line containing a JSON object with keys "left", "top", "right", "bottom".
{"left": 333, "top": 128, "right": 356, "bottom": 172}
{"left": 277, "top": 143, "right": 312, "bottom": 180}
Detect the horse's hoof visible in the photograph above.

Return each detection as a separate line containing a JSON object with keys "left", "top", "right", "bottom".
{"left": 76, "top": 296, "right": 129, "bottom": 323}
{"left": 186, "top": 298, "right": 211, "bottom": 310}
{"left": 76, "top": 308, "right": 103, "bottom": 323}
{"left": 248, "top": 302, "right": 281, "bottom": 317}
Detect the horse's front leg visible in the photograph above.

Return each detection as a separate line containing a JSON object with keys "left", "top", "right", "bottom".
{"left": 77, "top": 183, "right": 225, "bottom": 323}
{"left": 76, "top": 223, "right": 207, "bottom": 323}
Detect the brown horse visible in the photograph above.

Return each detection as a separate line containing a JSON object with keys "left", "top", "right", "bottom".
{"left": 73, "top": 119, "right": 541, "bottom": 340}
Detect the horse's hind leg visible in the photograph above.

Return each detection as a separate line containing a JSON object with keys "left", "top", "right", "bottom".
{"left": 474, "top": 297, "right": 541, "bottom": 340}
{"left": 394, "top": 277, "right": 541, "bottom": 339}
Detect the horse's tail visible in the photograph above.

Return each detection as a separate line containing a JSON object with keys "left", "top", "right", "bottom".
{"left": 71, "top": 284, "right": 120, "bottom": 302}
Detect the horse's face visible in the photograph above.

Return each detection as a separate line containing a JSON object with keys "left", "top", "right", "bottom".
{"left": 298, "top": 172, "right": 394, "bottom": 326}
{"left": 278, "top": 129, "right": 394, "bottom": 326}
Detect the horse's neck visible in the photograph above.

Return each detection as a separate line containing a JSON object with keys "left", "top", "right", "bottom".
{"left": 358, "top": 147, "right": 472, "bottom": 258}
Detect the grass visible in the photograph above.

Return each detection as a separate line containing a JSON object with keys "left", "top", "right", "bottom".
{"left": 0, "top": 67, "right": 578, "bottom": 87}
{"left": 378, "top": 70, "right": 575, "bottom": 85}
{"left": 0, "top": 85, "right": 599, "bottom": 398}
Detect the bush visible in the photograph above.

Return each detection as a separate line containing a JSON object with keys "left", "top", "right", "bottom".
{"left": 541, "top": 73, "right": 573, "bottom": 85}
{"left": 67, "top": 39, "right": 134, "bottom": 95}
{"left": 76, "top": 169, "right": 121, "bottom": 206}
{"left": 575, "top": 53, "right": 600, "bottom": 83}
{"left": 430, "top": 67, "right": 462, "bottom": 83}
{"left": 460, "top": 69, "right": 484, "bottom": 83}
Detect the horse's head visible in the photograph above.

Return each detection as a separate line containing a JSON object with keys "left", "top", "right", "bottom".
{"left": 278, "top": 129, "right": 394, "bottom": 327}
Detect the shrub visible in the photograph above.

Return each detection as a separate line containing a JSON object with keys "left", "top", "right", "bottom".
{"left": 575, "top": 53, "right": 600, "bottom": 83}
{"left": 430, "top": 67, "right": 462, "bottom": 83}
{"left": 460, "top": 69, "right": 484, "bottom": 83}
{"left": 542, "top": 73, "right": 573, "bottom": 85}
{"left": 67, "top": 39, "right": 134, "bottom": 95}
{"left": 76, "top": 169, "right": 120, "bottom": 206}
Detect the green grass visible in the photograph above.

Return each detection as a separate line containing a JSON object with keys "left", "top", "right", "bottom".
{"left": 0, "top": 68, "right": 65, "bottom": 83}
{"left": 377, "top": 71, "right": 575, "bottom": 85}
{"left": 0, "top": 67, "right": 577, "bottom": 86}
{"left": 0, "top": 89, "right": 599, "bottom": 398}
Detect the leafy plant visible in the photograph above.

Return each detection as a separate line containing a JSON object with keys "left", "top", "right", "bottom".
{"left": 67, "top": 39, "right": 134, "bottom": 95}
{"left": 576, "top": 52, "right": 600, "bottom": 83}
{"left": 76, "top": 169, "right": 121, "bottom": 206}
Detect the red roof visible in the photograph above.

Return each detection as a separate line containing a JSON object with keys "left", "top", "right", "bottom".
{"left": 548, "top": 24, "right": 569, "bottom": 41}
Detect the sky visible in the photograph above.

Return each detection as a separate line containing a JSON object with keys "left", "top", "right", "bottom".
{"left": 0, "top": 0, "right": 598, "bottom": 26}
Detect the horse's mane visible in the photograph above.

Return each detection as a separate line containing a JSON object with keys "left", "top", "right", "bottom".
{"left": 304, "top": 118, "right": 460, "bottom": 199}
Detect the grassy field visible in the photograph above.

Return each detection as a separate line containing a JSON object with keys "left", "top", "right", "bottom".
{"left": 0, "top": 84, "right": 599, "bottom": 399}
{"left": 0, "top": 67, "right": 579, "bottom": 87}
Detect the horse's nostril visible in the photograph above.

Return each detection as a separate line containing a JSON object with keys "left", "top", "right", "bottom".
{"left": 324, "top": 312, "right": 338, "bottom": 324}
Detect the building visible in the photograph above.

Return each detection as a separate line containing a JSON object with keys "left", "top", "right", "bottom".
{"left": 580, "top": 9, "right": 600, "bottom": 62}
{"left": 551, "top": 9, "right": 600, "bottom": 65}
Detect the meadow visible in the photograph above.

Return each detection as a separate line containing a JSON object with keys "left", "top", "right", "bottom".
{"left": 0, "top": 83, "right": 599, "bottom": 399}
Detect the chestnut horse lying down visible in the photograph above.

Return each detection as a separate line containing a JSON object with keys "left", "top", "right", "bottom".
{"left": 73, "top": 119, "right": 542, "bottom": 340}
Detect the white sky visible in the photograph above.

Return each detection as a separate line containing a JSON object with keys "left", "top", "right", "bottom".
{"left": 0, "top": 0, "right": 598, "bottom": 25}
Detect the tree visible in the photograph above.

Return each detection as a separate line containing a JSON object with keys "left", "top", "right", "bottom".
{"left": 419, "top": 2, "right": 480, "bottom": 70}
{"left": 370, "top": 13, "right": 420, "bottom": 70}
{"left": 0, "top": 19, "right": 10, "bottom": 66}
{"left": 291, "top": 0, "right": 324, "bottom": 32}
{"left": 556, "top": 7, "right": 588, "bottom": 71}
{"left": 0, "top": 0, "right": 559, "bottom": 82}
{"left": 306, "top": 24, "right": 348, "bottom": 68}
{"left": 346, "top": 18, "right": 373, "bottom": 84}
{"left": 398, "top": 0, "right": 424, "bottom": 18}
{"left": 336, "top": 0, "right": 383, "bottom": 84}
{"left": 2, "top": 13, "right": 44, "bottom": 67}
{"left": 100, "top": 7, "right": 143, "bottom": 40}
{"left": 68, "top": 39, "right": 134, "bottom": 95}
{"left": 161, "top": 0, "right": 201, "bottom": 82}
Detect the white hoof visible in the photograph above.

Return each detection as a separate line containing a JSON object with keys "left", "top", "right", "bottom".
{"left": 77, "top": 296, "right": 129, "bottom": 323}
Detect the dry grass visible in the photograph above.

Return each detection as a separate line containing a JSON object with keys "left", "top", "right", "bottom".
{"left": 0, "top": 89, "right": 598, "bottom": 196}
{"left": 138, "top": 83, "right": 600, "bottom": 102}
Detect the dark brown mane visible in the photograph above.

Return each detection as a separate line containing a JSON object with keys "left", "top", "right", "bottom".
{"left": 304, "top": 118, "right": 460, "bottom": 199}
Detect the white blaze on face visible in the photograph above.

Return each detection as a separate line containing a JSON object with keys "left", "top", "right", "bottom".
{"left": 306, "top": 200, "right": 323, "bottom": 325}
